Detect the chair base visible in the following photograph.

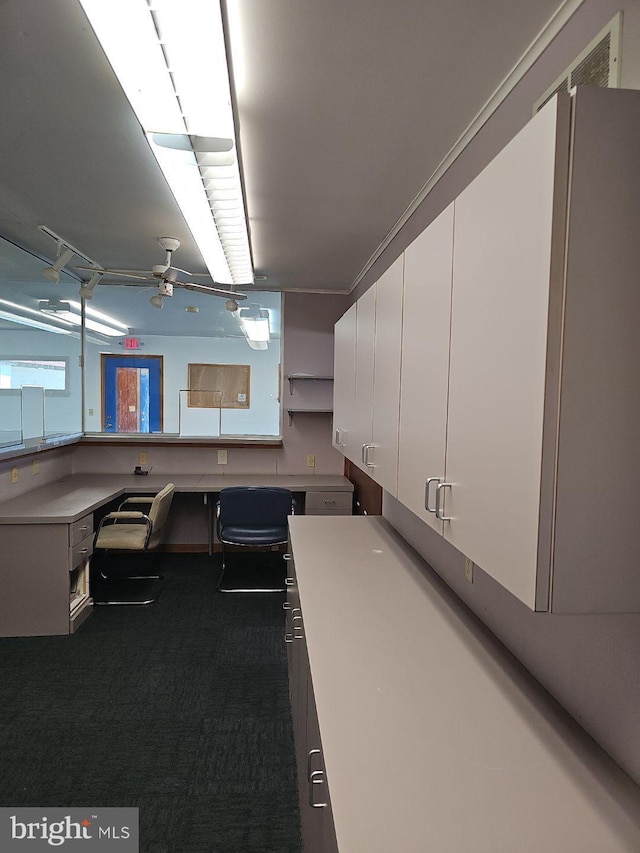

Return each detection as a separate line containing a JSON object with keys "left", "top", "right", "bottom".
{"left": 216, "top": 550, "right": 286, "bottom": 594}
{"left": 93, "top": 576, "right": 165, "bottom": 605}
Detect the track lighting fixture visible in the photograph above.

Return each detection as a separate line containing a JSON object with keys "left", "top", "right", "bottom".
{"left": 79, "top": 271, "right": 104, "bottom": 300}
{"left": 42, "top": 247, "right": 75, "bottom": 283}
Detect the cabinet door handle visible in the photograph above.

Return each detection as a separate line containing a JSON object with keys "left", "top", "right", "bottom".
{"left": 307, "top": 748, "right": 321, "bottom": 781}
{"left": 335, "top": 428, "right": 342, "bottom": 445}
{"left": 283, "top": 553, "right": 292, "bottom": 561}
{"left": 78, "top": 548, "right": 90, "bottom": 555}
{"left": 282, "top": 601, "right": 291, "bottom": 610}
{"left": 361, "top": 443, "right": 367, "bottom": 463}
{"left": 309, "top": 770, "right": 328, "bottom": 808}
{"left": 363, "top": 443, "right": 375, "bottom": 467}
{"left": 435, "top": 482, "right": 452, "bottom": 521}
{"left": 425, "top": 477, "right": 441, "bottom": 513}
{"left": 285, "top": 577, "right": 295, "bottom": 586}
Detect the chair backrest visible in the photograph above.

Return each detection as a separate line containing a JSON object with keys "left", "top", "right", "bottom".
{"left": 147, "top": 483, "right": 175, "bottom": 549}
{"left": 218, "top": 486, "right": 293, "bottom": 529}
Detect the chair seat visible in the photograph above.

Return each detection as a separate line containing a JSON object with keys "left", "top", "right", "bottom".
{"left": 219, "top": 525, "right": 288, "bottom": 546}
{"left": 95, "top": 524, "right": 149, "bottom": 551}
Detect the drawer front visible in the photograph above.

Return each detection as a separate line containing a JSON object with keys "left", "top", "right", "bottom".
{"left": 70, "top": 513, "right": 93, "bottom": 546}
{"left": 305, "top": 491, "right": 352, "bottom": 514}
{"left": 69, "top": 532, "right": 94, "bottom": 570}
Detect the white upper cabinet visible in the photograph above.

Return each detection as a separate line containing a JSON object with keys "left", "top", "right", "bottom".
{"left": 332, "top": 303, "right": 356, "bottom": 457}
{"left": 397, "top": 203, "right": 454, "bottom": 532}
{"left": 370, "top": 255, "right": 404, "bottom": 495}
{"left": 334, "top": 88, "right": 640, "bottom": 612}
{"left": 443, "top": 95, "right": 570, "bottom": 610}
{"left": 351, "top": 284, "right": 377, "bottom": 473}
{"left": 442, "top": 87, "right": 640, "bottom": 613}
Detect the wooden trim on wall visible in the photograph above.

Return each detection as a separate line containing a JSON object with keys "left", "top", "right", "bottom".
{"left": 344, "top": 458, "right": 382, "bottom": 515}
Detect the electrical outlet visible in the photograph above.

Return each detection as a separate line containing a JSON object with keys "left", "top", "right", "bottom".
{"left": 11, "top": 467, "right": 18, "bottom": 484}
{"left": 139, "top": 451, "right": 148, "bottom": 465}
{"left": 306, "top": 454, "right": 315, "bottom": 467}
{"left": 88, "top": 408, "right": 94, "bottom": 416}
{"left": 218, "top": 449, "right": 228, "bottom": 465}
{"left": 464, "top": 557, "right": 474, "bottom": 584}
{"left": 32, "top": 460, "right": 40, "bottom": 476}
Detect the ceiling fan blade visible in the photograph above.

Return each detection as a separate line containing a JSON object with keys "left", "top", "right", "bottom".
{"left": 75, "top": 265, "right": 152, "bottom": 279}
{"left": 180, "top": 282, "right": 248, "bottom": 300}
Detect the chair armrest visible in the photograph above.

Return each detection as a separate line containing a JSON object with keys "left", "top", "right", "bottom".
{"left": 96, "top": 511, "right": 149, "bottom": 533}
{"left": 105, "top": 511, "right": 147, "bottom": 520}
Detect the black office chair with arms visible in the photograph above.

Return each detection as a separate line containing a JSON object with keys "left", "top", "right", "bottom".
{"left": 216, "top": 486, "right": 294, "bottom": 592}
{"left": 92, "top": 482, "right": 175, "bottom": 605}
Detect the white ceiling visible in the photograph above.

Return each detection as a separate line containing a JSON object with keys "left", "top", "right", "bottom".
{"left": 0, "top": 0, "right": 567, "bottom": 314}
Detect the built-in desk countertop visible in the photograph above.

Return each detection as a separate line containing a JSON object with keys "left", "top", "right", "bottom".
{"left": 288, "top": 515, "right": 640, "bottom": 852}
{"left": 0, "top": 473, "right": 353, "bottom": 524}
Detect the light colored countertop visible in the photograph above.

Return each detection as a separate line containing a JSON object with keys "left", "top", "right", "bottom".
{"left": 288, "top": 515, "right": 640, "bottom": 853}
{"left": 0, "top": 473, "right": 353, "bottom": 524}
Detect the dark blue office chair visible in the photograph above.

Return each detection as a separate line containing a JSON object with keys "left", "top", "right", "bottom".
{"left": 216, "top": 486, "right": 294, "bottom": 592}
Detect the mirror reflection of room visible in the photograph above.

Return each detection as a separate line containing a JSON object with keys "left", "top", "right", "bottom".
{"left": 0, "top": 234, "right": 282, "bottom": 449}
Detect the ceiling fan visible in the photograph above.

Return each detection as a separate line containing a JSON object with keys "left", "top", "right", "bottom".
{"left": 75, "top": 237, "right": 248, "bottom": 309}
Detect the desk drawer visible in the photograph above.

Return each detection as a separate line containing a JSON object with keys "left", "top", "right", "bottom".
{"left": 305, "top": 491, "right": 352, "bottom": 515}
{"left": 70, "top": 513, "right": 93, "bottom": 546}
{"left": 69, "top": 532, "right": 94, "bottom": 570}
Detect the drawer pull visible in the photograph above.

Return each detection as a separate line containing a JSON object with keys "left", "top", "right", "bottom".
{"left": 283, "top": 601, "right": 291, "bottom": 610}
{"left": 78, "top": 548, "right": 90, "bottom": 555}
{"left": 283, "top": 553, "right": 292, "bottom": 561}
{"left": 323, "top": 499, "right": 336, "bottom": 505}
{"left": 285, "top": 577, "right": 295, "bottom": 586}
{"left": 309, "top": 770, "right": 327, "bottom": 808}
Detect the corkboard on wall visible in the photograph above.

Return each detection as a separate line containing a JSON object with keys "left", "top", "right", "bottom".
{"left": 188, "top": 363, "right": 250, "bottom": 409}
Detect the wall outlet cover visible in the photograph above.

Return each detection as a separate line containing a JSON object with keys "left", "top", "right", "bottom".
{"left": 464, "top": 557, "right": 474, "bottom": 584}
{"left": 306, "top": 454, "right": 316, "bottom": 467}
{"left": 11, "top": 467, "right": 18, "bottom": 484}
{"left": 218, "top": 449, "right": 228, "bottom": 465}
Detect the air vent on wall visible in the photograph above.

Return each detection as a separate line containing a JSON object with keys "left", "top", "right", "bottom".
{"left": 534, "top": 12, "right": 621, "bottom": 113}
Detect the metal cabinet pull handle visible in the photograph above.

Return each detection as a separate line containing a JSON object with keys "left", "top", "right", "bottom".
{"left": 335, "top": 428, "right": 342, "bottom": 445}
{"left": 425, "top": 477, "right": 441, "bottom": 513}
{"left": 283, "top": 553, "right": 292, "bottom": 561}
{"left": 283, "top": 601, "right": 291, "bottom": 610}
{"left": 78, "top": 548, "right": 89, "bottom": 554}
{"left": 307, "top": 748, "right": 321, "bottom": 781}
{"left": 285, "top": 577, "right": 295, "bottom": 586}
{"left": 362, "top": 443, "right": 375, "bottom": 467}
{"left": 284, "top": 633, "right": 293, "bottom": 644}
{"left": 309, "top": 770, "right": 328, "bottom": 808}
{"left": 435, "top": 482, "right": 452, "bottom": 521}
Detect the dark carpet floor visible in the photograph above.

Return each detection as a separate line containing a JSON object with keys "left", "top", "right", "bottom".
{"left": 0, "top": 553, "right": 302, "bottom": 853}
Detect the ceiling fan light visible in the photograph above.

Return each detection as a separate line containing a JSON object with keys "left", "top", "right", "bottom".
{"left": 149, "top": 293, "right": 164, "bottom": 308}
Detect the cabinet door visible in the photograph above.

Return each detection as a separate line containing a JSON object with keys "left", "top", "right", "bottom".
{"left": 444, "top": 96, "right": 569, "bottom": 609}
{"left": 348, "top": 285, "right": 376, "bottom": 472}
{"left": 397, "top": 203, "right": 454, "bottom": 532}
{"left": 370, "top": 255, "right": 404, "bottom": 495}
{"left": 332, "top": 303, "right": 356, "bottom": 456}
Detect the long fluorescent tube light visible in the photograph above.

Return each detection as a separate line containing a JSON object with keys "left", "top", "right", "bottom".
{"left": 79, "top": 0, "right": 254, "bottom": 287}
{"left": 0, "top": 310, "right": 72, "bottom": 335}
{"left": 39, "top": 299, "right": 127, "bottom": 337}
{"left": 238, "top": 304, "right": 270, "bottom": 350}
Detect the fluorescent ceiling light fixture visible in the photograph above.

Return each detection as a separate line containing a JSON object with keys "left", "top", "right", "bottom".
{"left": 0, "top": 310, "right": 72, "bottom": 335}
{"left": 238, "top": 303, "right": 270, "bottom": 350}
{"left": 79, "top": 0, "right": 254, "bottom": 287}
{"left": 0, "top": 298, "right": 75, "bottom": 330}
{"left": 39, "top": 299, "right": 126, "bottom": 337}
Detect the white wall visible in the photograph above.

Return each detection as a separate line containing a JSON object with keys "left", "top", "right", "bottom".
{"left": 0, "top": 329, "right": 82, "bottom": 437}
